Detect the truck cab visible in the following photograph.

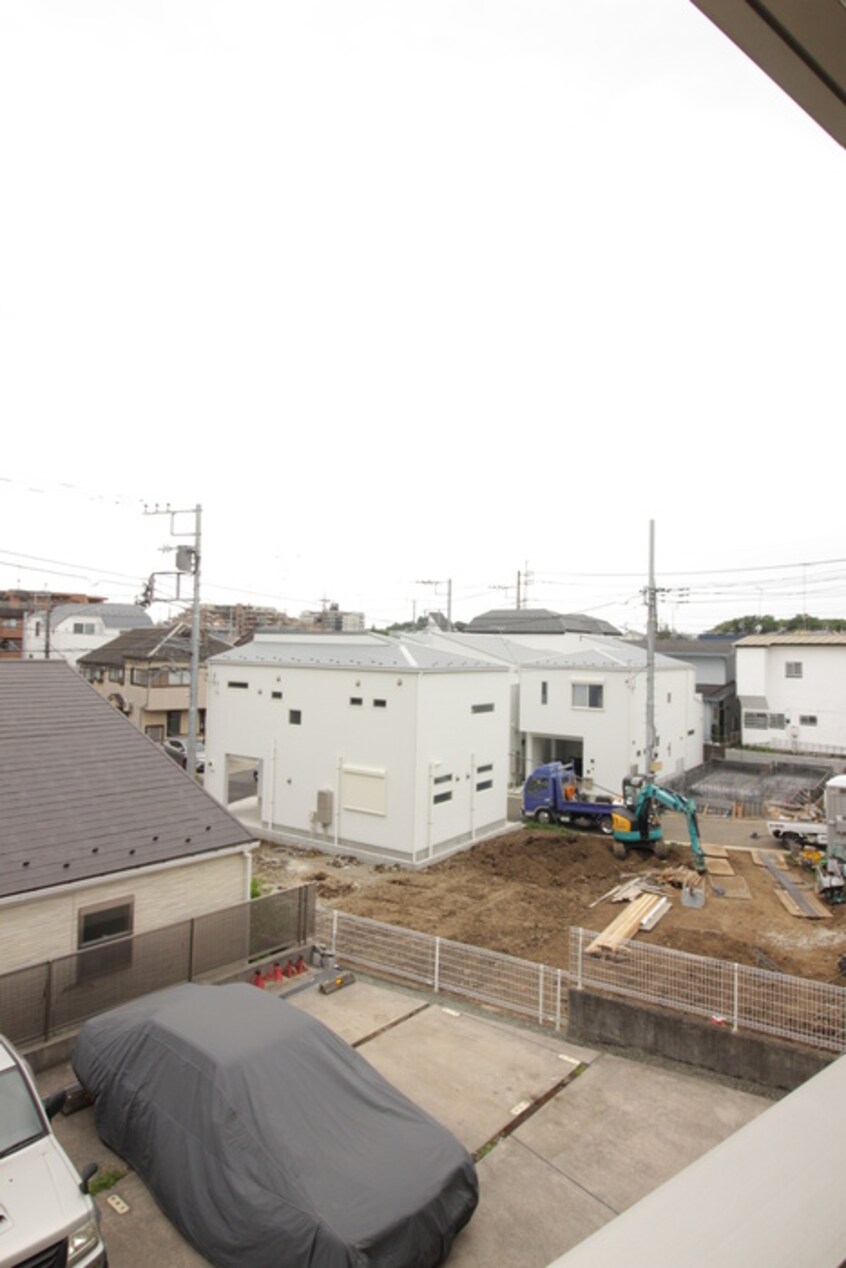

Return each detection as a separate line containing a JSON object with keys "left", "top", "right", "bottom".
{"left": 522, "top": 762, "right": 618, "bottom": 834}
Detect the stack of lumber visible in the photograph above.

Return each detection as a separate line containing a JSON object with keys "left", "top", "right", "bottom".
{"left": 658, "top": 865, "right": 702, "bottom": 890}
{"left": 586, "top": 893, "right": 670, "bottom": 956}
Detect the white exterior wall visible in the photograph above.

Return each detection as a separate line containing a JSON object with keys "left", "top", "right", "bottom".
{"left": 648, "top": 664, "right": 703, "bottom": 777}
{"left": 520, "top": 666, "right": 633, "bottom": 794}
{"left": 520, "top": 662, "right": 702, "bottom": 793}
{"left": 738, "top": 644, "right": 846, "bottom": 754}
{"left": 685, "top": 655, "right": 727, "bottom": 688}
{"left": 0, "top": 852, "right": 251, "bottom": 974}
{"left": 205, "top": 661, "right": 509, "bottom": 863}
{"left": 23, "top": 612, "right": 118, "bottom": 668}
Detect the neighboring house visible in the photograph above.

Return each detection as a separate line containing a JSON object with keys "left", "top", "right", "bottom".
{"left": 411, "top": 627, "right": 703, "bottom": 794}
{"left": 78, "top": 624, "right": 231, "bottom": 743}
{"left": 464, "top": 608, "right": 622, "bottom": 637}
{"left": 736, "top": 633, "right": 846, "bottom": 756}
{"left": 632, "top": 637, "right": 739, "bottom": 745}
{"left": 204, "top": 631, "right": 510, "bottom": 865}
{"left": 23, "top": 602, "right": 152, "bottom": 668}
{"left": 0, "top": 661, "right": 255, "bottom": 974}
{"left": 0, "top": 589, "right": 103, "bottom": 660}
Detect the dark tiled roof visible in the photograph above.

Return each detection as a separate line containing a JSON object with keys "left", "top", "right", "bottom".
{"left": 50, "top": 603, "right": 152, "bottom": 630}
{"left": 0, "top": 661, "right": 252, "bottom": 900}
{"left": 78, "top": 625, "right": 231, "bottom": 668}
{"left": 632, "top": 638, "right": 735, "bottom": 658}
{"left": 465, "top": 608, "right": 621, "bottom": 636}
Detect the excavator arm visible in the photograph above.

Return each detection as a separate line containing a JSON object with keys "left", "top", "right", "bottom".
{"left": 611, "top": 781, "right": 707, "bottom": 873}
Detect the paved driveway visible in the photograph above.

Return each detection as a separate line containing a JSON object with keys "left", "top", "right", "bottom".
{"left": 40, "top": 976, "right": 770, "bottom": 1268}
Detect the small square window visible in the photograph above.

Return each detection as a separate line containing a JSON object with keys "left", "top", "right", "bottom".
{"left": 433, "top": 790, "right": 452, "bottom": 804}
{"left": 785, "top": 662, "right": 803, "bottom": 679}
{"left": 572, "top": 683, "right": 603, "bottom": 709}
{"left": 289, "top": 709, "right": 302, "bottom": 725}
{"left": 350, "top": 697, "right": 363, "bottom": 706}
{"left": 471, "top": 703, "right": 494, "bottom": 714}
{"left": 271, "top": 691, "right": 282, "bottom": 700}
{"left": 476, "top": 779, "right": 493, "bottom": 792}
{"left": 373, "top": 699, "right": 387, "bottom": 708}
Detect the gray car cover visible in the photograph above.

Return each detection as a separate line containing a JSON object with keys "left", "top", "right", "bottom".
{"left": 73, "top": 982, "right": 478, "bottom": 1268}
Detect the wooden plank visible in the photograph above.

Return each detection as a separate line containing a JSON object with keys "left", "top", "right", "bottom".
{"left": 752, "top": 849, "right": 788, "bottom": 869}
{"left": 587, "top": 894, "right": 663, "bottom": 955}
{"left": 713, "top": 874, "right": 751, "bottom": 900}
{"left": 705, "top": 858, "right": 735, "bottom": 877}
{"left": 775, "top": 889, "right": 806, "bottom": 918}
{"left": 772, "top": 885, "right": 832, "bottom": 919}
{"left": 803, "top": 891, "right": 834, "bottom": 919}
{"left": 640, "top": 896, "right": 671, "bottom": 930}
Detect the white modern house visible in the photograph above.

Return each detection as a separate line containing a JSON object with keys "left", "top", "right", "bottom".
{"left": 408, "top": 627, "right": 704, "bottom": 795}
{"left": 736, "top": 633, "right": 846, "bottom": 756}
{"left": 204, "top": 632, "right": 510, "bottom": 865}
{"left": 23, "top": 603, "right": 152, "bottom": 669}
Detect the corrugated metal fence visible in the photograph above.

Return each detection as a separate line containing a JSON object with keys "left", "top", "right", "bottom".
{"left": 0, "top": 886, "right": 315, "bottom": 1048}
{"left": 316, "top": 908, "right": 846, "bottom": 1055}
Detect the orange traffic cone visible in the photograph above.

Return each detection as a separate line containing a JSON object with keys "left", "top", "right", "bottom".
{"left": 251, "top": 969, "right": 266, "bottom": 989}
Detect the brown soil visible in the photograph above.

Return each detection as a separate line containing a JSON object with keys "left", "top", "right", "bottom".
{"left": 252, "top": 828, "right": 846, "bottom": 985}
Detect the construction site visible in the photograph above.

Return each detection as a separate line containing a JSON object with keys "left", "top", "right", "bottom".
{"left": 253, "top": 759, "right": 846, "bottom": 989}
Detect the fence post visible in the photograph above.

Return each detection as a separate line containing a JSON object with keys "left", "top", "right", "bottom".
{"left": 732, "top": 962, "right": 739, "bottom": 1033}
{"left": 539, "top": 965, "right": 544, "bottom": 1025}
{"left": 331, "top": 909, "right": 338, "bottom": 955}
{"left": 434, "top": 937, "right": 440, "bottom": 994}
{"left": 576, "top": 930, "right": 584, "bottom": 990}
{"left": 44, "top": 960, "right": 53, "bottom": 1042}
{"left": 555, "top": 969, "right": 562, "bottom": 1032}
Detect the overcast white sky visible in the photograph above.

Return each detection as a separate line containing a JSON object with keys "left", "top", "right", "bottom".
{"left": 2, "top": 0, "right": 844, "bottom": 633}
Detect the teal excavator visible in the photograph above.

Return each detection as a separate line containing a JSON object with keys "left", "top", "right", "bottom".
{"left": 611, "top": 777, "right": 707, "bottom": 874}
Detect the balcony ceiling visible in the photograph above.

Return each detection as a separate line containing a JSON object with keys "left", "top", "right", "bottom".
{"left": 691, "top": 0, "right": 846, "bottom": 147}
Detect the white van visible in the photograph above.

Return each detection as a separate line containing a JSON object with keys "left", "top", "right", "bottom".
{"left": 0, "top": 1035, "right": 107, "bottom": 1268}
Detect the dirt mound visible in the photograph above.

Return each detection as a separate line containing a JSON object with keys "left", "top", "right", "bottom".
{"left": 254, "top": 827, "right": 846, "bottom": 984}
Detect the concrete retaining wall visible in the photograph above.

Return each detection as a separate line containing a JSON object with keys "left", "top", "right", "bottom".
{"left": 567, "top": 989, "right": 832, "bottom": 1091}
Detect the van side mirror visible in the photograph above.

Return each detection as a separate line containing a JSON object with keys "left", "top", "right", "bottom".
{"left": 42, "top": 1090, "right": 67, "bottom": 1120}
{"left": 79, "top": 1162, "right": 99, "bottom": 1195}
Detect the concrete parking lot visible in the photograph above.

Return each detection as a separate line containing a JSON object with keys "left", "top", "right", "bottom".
{"left": 38, "top": 975, "right": 771, "bottom": 1268}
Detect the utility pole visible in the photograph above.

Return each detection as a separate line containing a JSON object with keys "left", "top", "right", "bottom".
{"left": 142, "top": 504, "right": 203, "bottom": 777}
{"left": 516, "top": 561, "right": 532, "bottom": 610}
{"left": 645, "top": 521, "right": 656, "bottom": 775}
{"left": 43, "top": 591, "right": 52, "bottom": 661}
{"left": 417, "top": 579, "right": 452, "bottom": 630}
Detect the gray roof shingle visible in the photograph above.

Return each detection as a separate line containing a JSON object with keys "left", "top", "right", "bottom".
{"left": 0, "top": 661, "right": 252, "bottom": 900}
{"left": 50, "top": 603, "right": 153, "bottom": 630}
{"left": 78, "top": 625, "right": 231, "bottom": 668}
{"left": 212, "top": 635, "right": 504, "bottom": 673}
{"left": 465, "top": 608, "right": 621, "bottom": 636}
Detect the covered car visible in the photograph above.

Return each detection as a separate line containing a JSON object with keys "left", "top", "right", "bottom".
{"left": 73, "top": 982, "right": 477, "bottom": 1267}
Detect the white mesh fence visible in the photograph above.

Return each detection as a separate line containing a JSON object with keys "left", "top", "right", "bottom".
{"left": 315, "top": 907, "right": 846, "bottom": 1053}
{"left": 570, "top": 928, "right": 846, "bottom": 1053}
{"left": 315, "top": 908, "right": 568, "bottom": 1029}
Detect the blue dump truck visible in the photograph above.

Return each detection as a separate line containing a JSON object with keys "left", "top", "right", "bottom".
{"left": 521, "top": 762, "right": 622, "bottom": 835}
